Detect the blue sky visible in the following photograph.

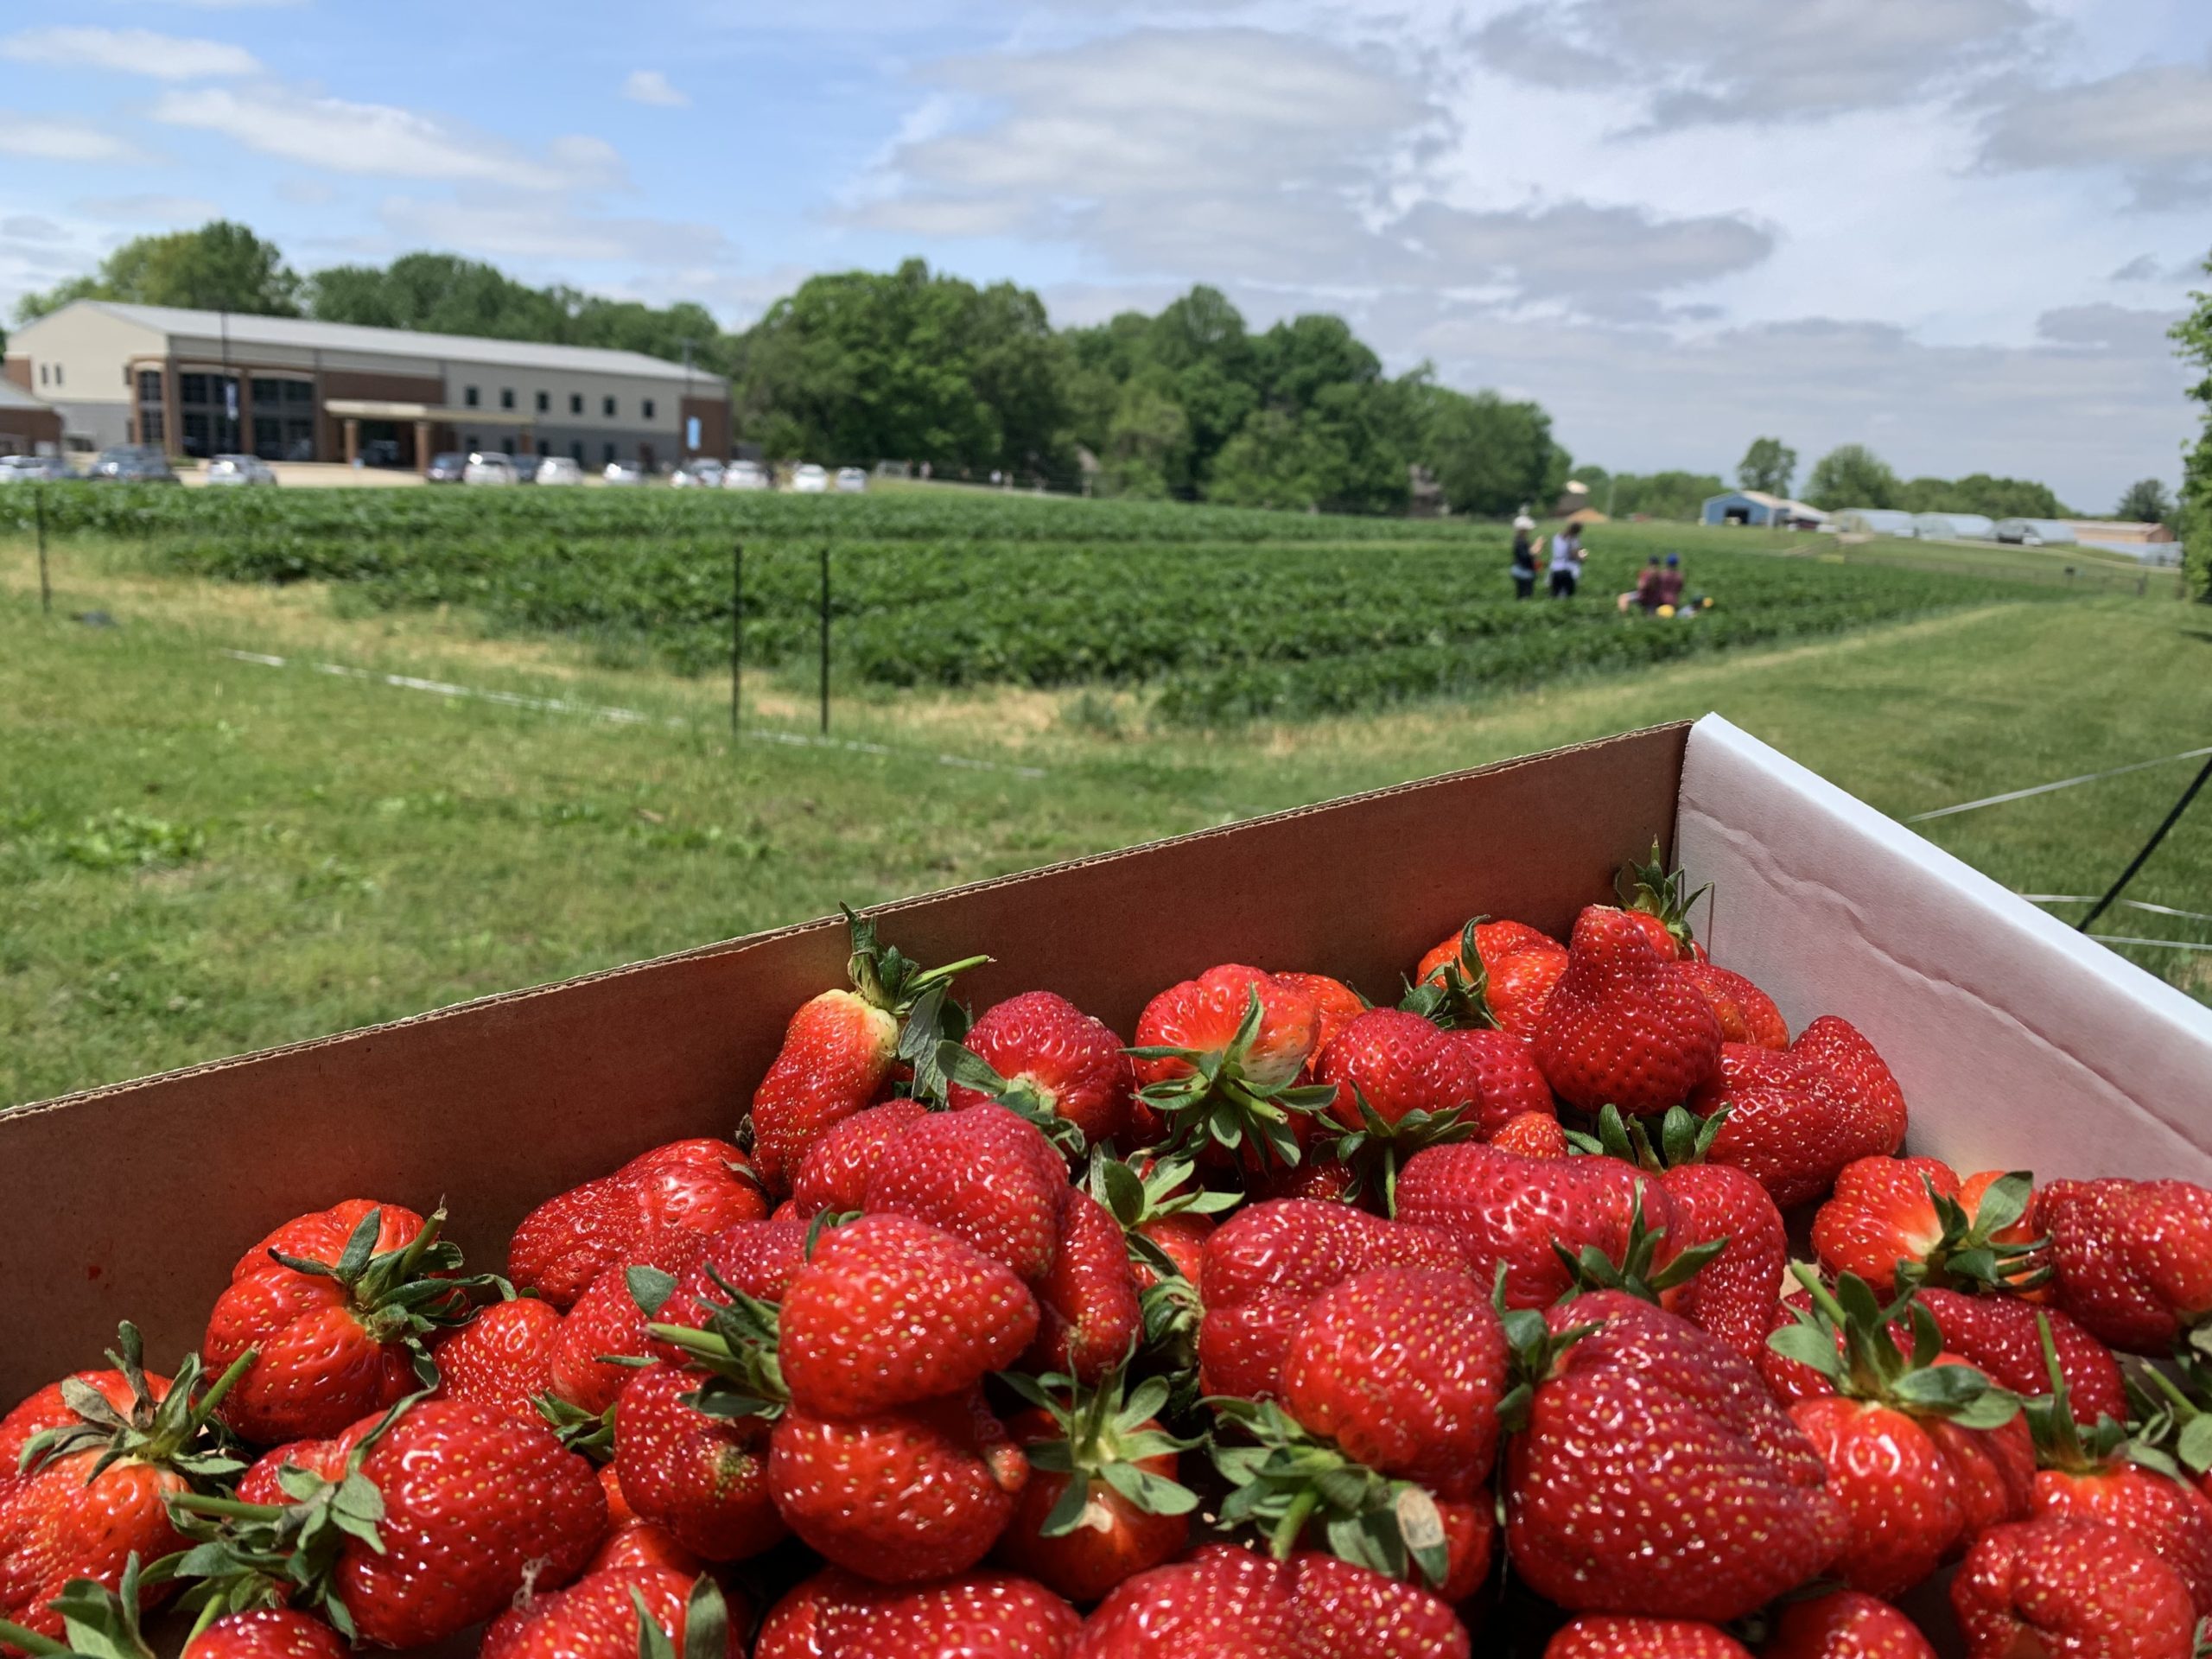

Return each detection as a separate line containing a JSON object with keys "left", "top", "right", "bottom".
{"left": 3, "top": 0, "right": 2210, "bottom": 509}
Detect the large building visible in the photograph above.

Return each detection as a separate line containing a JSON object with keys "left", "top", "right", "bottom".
{"left": 0, "top": 378, "right": 62, "bottom": 456}
{"left": 3, "top": 302, "right": 730, "bottom": 472}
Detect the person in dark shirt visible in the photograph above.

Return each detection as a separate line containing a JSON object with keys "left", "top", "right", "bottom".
{"left": 1626, "top": 556, "right": 1664, "bottom": 613}
{"left": 1510, "top": 512, "right": 1538, "bottom": 599}
{"left": 1656, "top": 552, "right": 1686, "bottom": 609}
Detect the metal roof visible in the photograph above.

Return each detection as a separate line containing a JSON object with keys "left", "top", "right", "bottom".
{"left": 77, "top": 302, "right": 722, "bottom": 388}
{"left": 0, "top": 378, "right": 54, "bottom": 413}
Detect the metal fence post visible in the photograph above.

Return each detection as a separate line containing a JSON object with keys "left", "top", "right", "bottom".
{"left": 818, "top": 544, "right": 831, "bottom": 735}
{"left": 36, "top": 484, "right": 51, "bottom": 615}
{"left": 730, "top": 542, "right": 742, "bottom": 741}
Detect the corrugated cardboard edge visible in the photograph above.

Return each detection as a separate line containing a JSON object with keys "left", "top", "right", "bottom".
{"left": 1679, "top": 714, "right": 2212, "bottom": 1180}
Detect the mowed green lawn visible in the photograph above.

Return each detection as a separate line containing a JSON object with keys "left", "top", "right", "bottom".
{"left": 4, "top": 538, "right": 2209, "bottom": 1107}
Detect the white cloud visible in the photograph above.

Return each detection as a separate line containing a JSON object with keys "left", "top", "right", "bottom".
{"left": 621, "top": 69, "right": 689, "bottom": 108}
{"left": 1977, "top": 60, "right": 2212, "bottom": 207}
{"left": 73, "top": 193, "right": 218, "bottom": 224}
{"left": 0, "top": 111, "right": 149, "bottom": 164}
{"left": 147, "top": 85, "right": 623, "bottom": 193}
{"left": 378, "top": 192, "right": 728, "bottom": 266}
{"left": 0, "top": 26, "right": 261, "bottom": 80}
{"left": 1, "top": 215, "right": 68, "bottom": 242}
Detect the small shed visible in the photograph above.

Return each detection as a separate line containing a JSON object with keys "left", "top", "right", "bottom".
{"left": 1704, "top": 489, "right": 1829, "bottom": 530}
{"left": 1834, "top": 509, "right": 1919, "bottom": 537}
{"left": 1911, "top": 512, "right": 1996, "bottom": 541}
{"left": 1562, "top": 506, "right": 1611, "bottom": 528}
{"left": 1993, "top": 518, "right": 2076, "bottom": 546}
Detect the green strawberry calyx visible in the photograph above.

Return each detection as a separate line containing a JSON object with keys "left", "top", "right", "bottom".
{"left": 932, "top": 1040, "right": 1087, "bottom": 1159}
{"left": 1617, "top": 842, "right": 1708, "bottom": 956}
{"left": 1322, "top": 1086, "right": 1477, "bottom": 1218}
{"left": 1568, "top": 1103, "right": 1728, "bottom": 1171}
{"left": 1551, "top": 1183, "right": 1726, "bottom": 1306}
{"left": 839, "top": 905, "right": 989, "bottom": 1019}
{"left": 1087, "top": 1150, "right": 1237, "bottom": 1281}
{"left": 1209, "top": 1397, "right": 1451, "bottom": 1592}
{"left": 1128, "top": 990, "right": 1338, "bottom": 1169}
{"left": 1399, "top": 922, "right": 1503, "bottom": 1032}
{"left": 641, "top": 1266, "right": 789, "bottom": 1422}
{"left": 20, "top": 1322, "right": 252, "bottom": 1490}
{"left": 1900, "top": 1172, "right": 2050, "bottom": 1296}
{"left": 2034, "top": 1314, "right": 2183, "bottom": 1479}
{"left": 0, "top": 1554, "right": 168, "bottom": 1659}
{"left": 632, "top": 1578, "right": 731, "bottom": 1659}
{"left": 1768, "top": 1267, "right": 2020, "bottom": 1431}
{"left": 1495, "top": 1264, "right": 1602, "bottom": 1436}
{"left": 265, "top": 1205, "right": 499, "bottom": 1389}
{"left": 999, "top": 1362, "right": 1199, "bottom": 1538}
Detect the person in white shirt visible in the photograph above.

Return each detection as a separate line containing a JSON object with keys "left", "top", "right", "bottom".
{"left": 1548, "top": 524, "right": 1585, "bottom": 598}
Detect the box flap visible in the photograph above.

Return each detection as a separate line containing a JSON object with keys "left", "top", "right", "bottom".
{"left": 1677, "top": 714, "right": 2212, "bottom": 1180}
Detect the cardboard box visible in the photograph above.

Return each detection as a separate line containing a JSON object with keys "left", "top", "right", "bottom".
{"left": 6, "top": 713, "right": 2210, "bottom": 1644}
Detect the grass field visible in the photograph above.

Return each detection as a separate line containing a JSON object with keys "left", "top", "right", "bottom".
{"left": 5, "top": 518, "right": 2209, "bottom": 1109}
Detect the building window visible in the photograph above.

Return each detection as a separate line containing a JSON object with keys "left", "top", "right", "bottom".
{"left": 500, "top": 388, "right": 515, "bottom": 410}
{"left": 569, "top": 393, "right": 582, "bottom": 415}
{"left": 569, "top": 439, "right": 583, "bottom": 462}
{"left": 137, "top": 370, "right": 162, "bottom": 404}
{"left": 642, "top": 398, "right": 656, "bottom": 421}
{"left": 499, "top": 436, "right": 515, "bottom": 455}
{"left": 140, "top": 410, "right": 165, "bottom": 446}
{"left": 603, "top": 441, "right": 616, "bottom": 464}
{"left": 175, "top": 372, "right": 242, "bottom": 458}
{"left": 464, "top": 386, "right": 480, "bottom": 408}
{"left": 53, "top": 365, "right": 62, "bottom": 387}
{"left": 536, "top": 391, "right": 549, "bottom": 414}
{"left": 602, "top": 396, "right": 616, "bottom": 418}
{"left": 38, "top": 365, "right": 48, "bottom": 385}
{"left": 248, "top": 377, "right": 315, "bottom": 460}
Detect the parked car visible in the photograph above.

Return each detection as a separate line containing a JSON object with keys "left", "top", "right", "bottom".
{"left": 721, "top": 460, "right": 769, "bottom": 491}
{"left": 206, "top": 454, "right": 278, "bottom": 486}
{"left": 791, "top": 462, "right": 829, "bottom": 493}
{"left": 463, "top": 452, "right": 521, "bottom": 486}
{"left": 670, "top": 460, "right": 725, "bottom": 489}
{"left": 835, "top": 467, "right": 868, "bottom": 494}
{"left": 0, "top": 454, "right": 76, "bottom": 482}
{"left": 603, "top": 460, "right": 645, "bottom": 486}
{"left": 426, "top": 452, "right": 469, "bottom": 484}
{"left": 536, "top": 456, "right": 583, "bottom": 486}
{"left": 87, "top": 446, "right": 178, "bottom": 483}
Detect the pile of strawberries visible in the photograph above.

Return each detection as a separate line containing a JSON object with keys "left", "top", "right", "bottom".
{"left": 7, "top": 863, "right": 2212, "bottom": 1659}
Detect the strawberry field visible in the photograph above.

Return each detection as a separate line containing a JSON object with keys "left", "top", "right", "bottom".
{"left": 5, "top": 486, "right": 2057, "bottom": 722}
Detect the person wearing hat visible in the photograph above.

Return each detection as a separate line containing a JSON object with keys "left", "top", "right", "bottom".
{"left": 1622, "top": 555, "right": 1664, "bottom": 614}
{"left": 1656, "top": 551, "right": 1685, "bottom": 611}
{"left": 1509, "top": 510, "right": 1539, "bottom": 600}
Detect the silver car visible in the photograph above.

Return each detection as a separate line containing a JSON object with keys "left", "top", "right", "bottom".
{"left": 463, "top": 452, "right": 522, "bottom": 486}
{"left": 206, "top": 454, "right": 278, "bottom": 486}
{"left": 603, "top": 460, "right": 645, "bottom": 486}
{"left": 721, "top": 460, "right": 768, "bottom": 491}
{"left": 0, "top": 454, "right": 76, "bottom": 482}
{"left": 535, "top": 456, "right": 583, "bottom": 486}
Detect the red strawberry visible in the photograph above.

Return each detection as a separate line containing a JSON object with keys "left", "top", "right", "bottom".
{"left": 1395, "top": 1141, "right": 1695, "bottom": 1312}
{"left": 791, "top": 1099, "right": 931, "bottom": 1217}
{"left": 1317, "top": 1008, "right": 1491, "bottom": 1134}
{"left": 1281, "top": 1267, "right": 1507, "bottom": 1501}
{"left": 1774, "top": 1274, "right": 2033, "bottom": 1598}
{"left": 1490, "top": 1111, "right": 1569, "bottom": 1158}
{"left": 1913, "top": 1288, "right": 2126, "bottom": 1427}
{"left": 1251, "top": 1154, "right": 1360, "bottom": 1205}
{"left": 1196, "top": 1199, "right": 1466, "bottom": 1400}
{"left": 1693, "top": 1019, "right": 1908, "bottom": 1207}
{"left": 993, "top": 1367, "right": 1196, "bottom": 1602}
{"left": 1415, "top": 918, "right": 1568, "bottom": 1039}
{"left": 1544, "top": 1618, "right": 1751, "bottom": 1658}
{"left": 1273, "top": 972, "right": 1367, "bottom": 1077}
{"left": 2033, "top": 1462, "right": 2212, "bottom": 1616}
{"left": 184, "top": 1609, "right": 350, "bottom": 1659}
{"left": 481, "top": 1566, "right": 727, "bottom": 1659}
{"left": 612, "top": 1362, "right": 784, "bottom": 1561}
{"left": 779, "top": 1213, "right": 1040, "bottom": 1418}
{"left": 1533, "top": 906, "right": 1721, "bottom": 1115}
{"left": 1026, "top": 1191, "right": 1143, "bottom": 1385}
{"left": 747, "top": 911, "right": 986, "bottom": 1192}
{"left": 1662, "top": 1160, "right": 1788, "bottom": 1365}
{"left": 510, "top": 1139, "right": 767, "bottom": 1309}
{"left": 947, "top": 990, "right": 1135, "bottom": 1149}
{"left": 1766, "top": 1591, "right": 1936, "bottom": 1659}
{"left": 1679, "top": 963, "right": 1788, "bottom": 1049}
{"left": 769, "top": 1389, "right": 1029, "bottom": 1583}
{"left": 0, "top": 1371, "right": 143, "bottom": 1495}
{"left": 1449, "top": 1027, "right": 1554, "bottom": 1122}
{"left": 432, "top": 1296, "right": 562, "bottom": 1425}
{"left": 0, "top": 1327, "right": 238, "bottom": 1644}
{"left": 1505, "top": 1291, "right": 1848, "bottom": 1621}
{"left": 1952, "top": 1517, "right": 2197, "bottom": 1659}
{"left": 865, "top": 1105, "right": 1070, "bottom": 1281}
{"left": 588, "top": 1463, "right": 704, "bottom": 1574}
{"left": 203, "top": 1199, "right": 479, "bottom": 1444}
{"left": 645, "top": 1217, "right": 810, "bottom": 1367}
{"left": 2043, "top": 1176, "right": 2212, "bottom": 1354}
{"left": 1616, "top": 846, "right": 1707, "bottom": 959}
{"left": 1812, "top": 1157, "right": 2044, "bottom": 1295}
{"left": 547, "top": 1259, "right": 669, "bottom": 1416}
{"left": 1129, "top": 964, "right": 1327, "bottom": 1167}
{"left": 759, "top": 1566, "right": 1077, "bottom": 1658}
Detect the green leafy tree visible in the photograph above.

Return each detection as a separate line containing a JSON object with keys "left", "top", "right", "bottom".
{"left": 1101, "top": 381, "right": 1192, "bottom": 499}
{"left": 17, "top": 220, "right": 302, "bottom": 321}
{"left": 1607, "top": 471, "right": 1726, "bottom": 521}
{"left": 2115, "top": 478, "right": 2174, "bottom": 524}
{"left": 1805, "top": 444, "right": 1901, "bottom": 511}
{"left": 1736, "top": 437, "right": 1796, "bottom": 496}
{"left": 2175, "top": 256, "right": 2212, "bottom": 599}
{"left": 1423, "top": 388, "right": 1560, "bottom": 517}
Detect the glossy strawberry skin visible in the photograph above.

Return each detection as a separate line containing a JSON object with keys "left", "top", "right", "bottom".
{"left": 791, "top": 1100, "right": 932, "bottom": 1217}
{"left": 1544, "top": 1617, "right": 1752, "bottom": 1658}
{"left": 1026, "top": 1191, "right": 1143, "bottom": 1386}
{"left": 201, "top": 1199, "right": 428, "bottom": 1444}
{"left": 1490, "top": 1111, "right": 1569, "bottom": 1159}
{"left": 1793, "top": 1016, "right": 1910, "bottom": 1150}
{"left": 1533, "top": 907, "right": 1722, "bottom": 1116}
{"left": 181, "top": 1610, "right": 350, "bottom": 1659}
{"left": 1952, "top": 1517, "right": 2198, "bottom": 1659}
{"left": 1273, "top": 972, "right": 1367, "bottom": 1077}
{"left": 1679, "top": 963, "right": 1789, "bottom": 1049}
{"left": 768, "top": 1390, "right": 1029, "bottom": 1585}
{"left": 510, "top": 1140, "right": 768, "bottom": 1309}
{"left": 334, "top": 1398, "right": 607, "bottom": 1650}
{"left": 1136, "top": 1211, "right": 1213, "bottom": 1289}
{"left": 1765, "top": 1592, "right": 1936, "bottom": 1659}
{"left": 864, "top": 1105, "right": 1070, "bottom": 1281}
{"left": 993, "top": 1408, "right": 1187, "bottom": 1604}
{"left": 480, "top": 1563, "right": 703, "bottom": 1659}
{"left": 1418, "top": 921, "right": 1568, "bottom": 1039}
{"left": 1812, "top": 1157, "right": 2042, "bottom": 1294}
{"left": 1195, "top": 1199, "right": 1466, "bottom": 1400}
{"left": 1505, "top": 1293, "right": 1848, "bottom": 1622}
{"left": 1281, "top": 1267, "right": 1508, "bottom": 1502}
{"left": 760, "top": 1566, "right": 1078, "bottom": 1659}
{"left": 432, "top": 1297, "right": 563, "bottom": 1426}
{"left": 2044, "top": 1176, "right": 2212, "bottom": 1354}
{"left": 750, "top": 989, "right": 903, "bottom": 1193}
{"left": 1316, "top": 1008, "right": 1489, "bottom": 1133}
{"left": 645, "top": 1216, "right": 810, "bottom": 1367}
{"left": 2032, "top": 1463, "right": 2212, "bottom": 1616}
{"left": 1914, "top": 1288, "right": 2127, "bottom": 1427}
{"left": 1695, "top": 1022, "right": 1908, "bottom": 1208}
{"left": 1662, "top": 1161, "right": 1787, "bottom": 1365}
{"left": 1131, "top": 964, "right": 1320, "bottom": 1092}
{"left": 546, "top": 1257, "right": 668, "bottom": 1415}
{"left": 779, "top": 1213, "right": 1040, "bottom": 1419}
{"left": 1450, "top": 1028, "right": 1554, "bottom": 1124}
{"left": 0, "top": 1371, "right": 143, "bottom": 1494}
{"left": 612, "top": 1362, "right": 784, "bottom": 1562}
{"left": 0, "top": 1423, "right": 185, "bottom": 1641}
{"left": 587, "top": 1463, "right": 704, "bottom": 1574}
{"left": 1395, "top": 1141, "right": 1688, "bottom": 1311}
{"left": 950, "top": 990, "right": 1135, "bottom": 1147}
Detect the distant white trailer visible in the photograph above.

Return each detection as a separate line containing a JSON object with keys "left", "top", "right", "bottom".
{"left": 1993, "top": 518, "right": 2077, "bottom": 547}
{"left": 1834, "top": 509, "right": 1919, "bottom": 537}
{"left": 1911, "top": 512, "right": 1995, "bottom": 541}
